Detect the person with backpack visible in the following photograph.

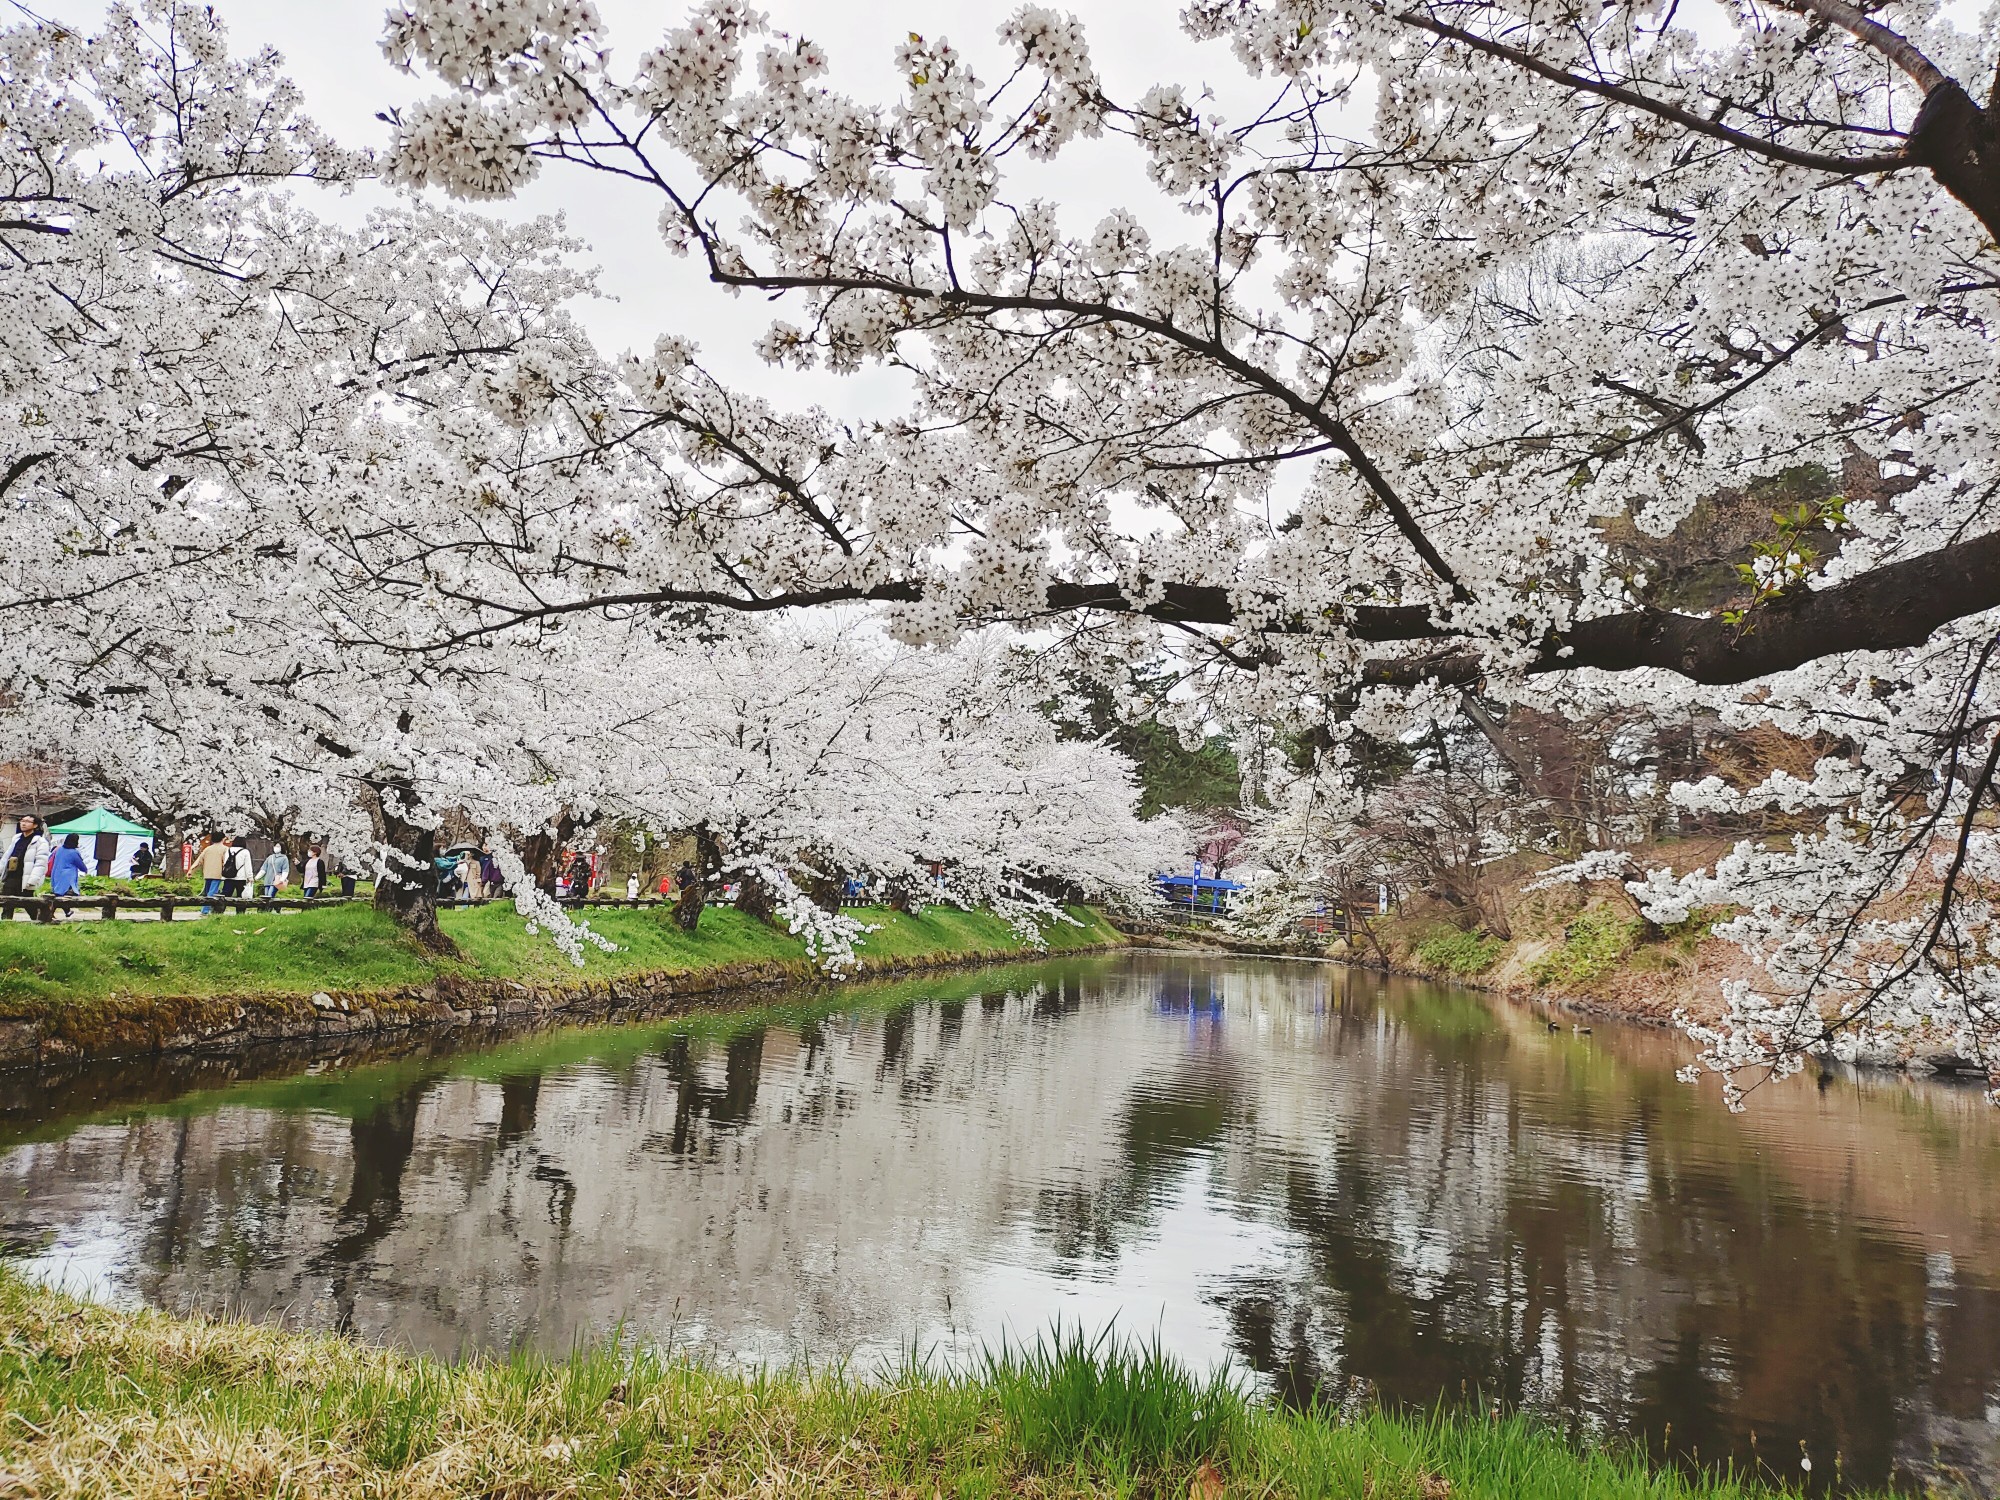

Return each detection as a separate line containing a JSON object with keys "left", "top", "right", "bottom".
{"left": 222, "top": 837, "right": 253, "bottom": 906}
{"left": 2, "top": 816, "right": 51, "bottom": 921}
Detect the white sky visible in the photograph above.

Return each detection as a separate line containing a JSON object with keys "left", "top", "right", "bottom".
{"left": 48, "top": 0, "right": 1282, "bottom": 421}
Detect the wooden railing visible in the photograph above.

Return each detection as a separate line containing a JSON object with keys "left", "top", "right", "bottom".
{"left": 8, "top": 891, "right": 690, "bottom": 921}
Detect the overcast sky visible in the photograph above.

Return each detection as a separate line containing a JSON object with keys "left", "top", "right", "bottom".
{"left": 47, "top": 0, "right": 1275, "bottom": 421}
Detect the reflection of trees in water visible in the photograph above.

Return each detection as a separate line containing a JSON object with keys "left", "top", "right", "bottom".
{"left": 1032, "top": 976, "right": 1080, "bottom": 1022}
{"left": 311, "top": 1084, "right": 427, "bottom": 1333}
{"left": 1169, "top": 979, "right": 2000, "bottom": 1495}
{"left": 1033, "top": 1056, "right": 1239, "bottom": 1266}
{"left": 6, "top": 955, "right": 1997, "bottom": 1494}
{"left": 879, "top": 1006, "right": 913, "bottom": 1074}
{"left": 496, "top": 1075, "right": 539, "bottom": 1147}
{"left": 657, "top": 1029, "right": 769, "bottom": 1155}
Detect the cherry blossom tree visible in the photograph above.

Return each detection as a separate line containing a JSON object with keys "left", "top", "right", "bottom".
{"left": 373, "top": 0, "right": 2000, "bottom": 1095}
{"left": 0, "top": 3, "right": 1173, "bottom": 965}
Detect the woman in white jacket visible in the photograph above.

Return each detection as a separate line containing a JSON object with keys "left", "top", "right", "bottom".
{"left": 2, "top": 816, "right": 52, "bottom": 921}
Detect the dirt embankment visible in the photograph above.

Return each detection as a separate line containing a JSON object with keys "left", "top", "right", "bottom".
{"left": 1113, "top": 842, "right": 1988, "bottom": 1082}
{"left": 0, "top": 934, "right": 1130, "bottom": 1073}
{"left": 1329, "top": 847, "right": 1994, "bottom": 1081}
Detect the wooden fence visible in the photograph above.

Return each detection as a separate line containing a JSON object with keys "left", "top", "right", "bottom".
{"left": 5, "top": 891, "right": 690, "bottom": 922}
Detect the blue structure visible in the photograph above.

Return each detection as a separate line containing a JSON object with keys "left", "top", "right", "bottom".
{"left": 1153, "top": 869, "right": 1244, "bottom": 914}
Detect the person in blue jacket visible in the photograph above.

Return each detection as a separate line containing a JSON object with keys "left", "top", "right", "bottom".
{"left": 48, "top": 833, "right": 89, "bottom": 918}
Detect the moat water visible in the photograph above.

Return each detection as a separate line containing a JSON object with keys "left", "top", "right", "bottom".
{"left": 2, "top": 951, "right": 1996, "bottom": 1493}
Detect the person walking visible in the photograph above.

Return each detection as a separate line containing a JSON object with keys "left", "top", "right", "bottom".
{"left": 458, "top": 850, "right": 483, "bottom": 903}
{"left": 221, "top": 837, "right": 253, "bottom": 907}
{"left": 128, "top": 841, "right": 153, "bottom": 880}
{"left": 1, "top": 816, "right": 51, "bottom": 921}
{"left": 625, "top": 871, "right": 640, "bottom": 902}
{"left": 257, "top": 844, "right": 290, "bottom": 900}
{"left": 300, "top": 845, "right": 326, "bottom": 899}
{"left": 479, "top": 848, "right": 500, "bottom": 901}
{"left": 47, "top": 833, "right": 88, "bottom": 918}
{"left": 192, "top": 832, "right": 229, "bottom": 914}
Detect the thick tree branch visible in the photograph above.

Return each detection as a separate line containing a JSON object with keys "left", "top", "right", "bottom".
{"left": 0, "top": 451, "right": 53, "bottom": 500}
{"left": 1398, "top": 5, "right": 2000, "bottom": 241}
{"left": 1397, "top": 11, "right": 1913, "bottom": 176}
{"left": 1773, "top": 0, "right": 1950, "bottom": 91}
{"left": 1366, "top": 530, "right": 2000, "bottom": 686}
{"left": 395, "top": 530, "right": 2000, "bottom": 687}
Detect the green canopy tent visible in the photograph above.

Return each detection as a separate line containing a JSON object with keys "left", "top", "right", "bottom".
{"left": 47, "top": 808, "right": 158, "bottom": 878}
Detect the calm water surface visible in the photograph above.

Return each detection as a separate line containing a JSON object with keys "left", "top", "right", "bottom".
{"left": 3, "top": 952, "right": 1998, "bottom": 1493}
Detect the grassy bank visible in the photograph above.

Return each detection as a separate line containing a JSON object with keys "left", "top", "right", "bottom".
{"left": 0, "top": 902, "right": 1123, "bottom": 1009}
{"left": 0, "top": 1273, "right": 1859, "bottom": 1500}
{"left": 1321, "top": 842, "right": 1752, "bottom": 1035}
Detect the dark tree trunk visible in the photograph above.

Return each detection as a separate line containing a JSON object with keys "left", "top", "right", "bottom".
{"left": 368, "top": 779, "right": 457, "bottom": 956}
{"left": 805, "top": 860, "right": 846, "bottom": 914}
{"left": 1907, "top": 80, "right": 2000, "bottom": 244}
{"left": 674, "top": 825, "right": 721, "bottom": 933}
{"left": 736, "top": 869, "right": 777, "bottom": 924}
{"left": 518, "top": 812, "right": 578, "bottom": 898}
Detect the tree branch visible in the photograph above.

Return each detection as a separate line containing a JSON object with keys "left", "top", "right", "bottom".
{"left": 1397, "top": 11, "right": 1913, "bottom": 176}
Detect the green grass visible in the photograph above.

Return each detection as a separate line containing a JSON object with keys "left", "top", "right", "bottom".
{"left": 440, "top": 901, "right": 809, "bottom": 985}
{"left": 0, "top": 901, "right": 437, "bottom": 1005}
{"left": 981, "top": 1323, "right": 1242, "bottom": 1481}
{"left": 1527, "top": 905, "right": 1644, "bottom": 989}
{"left": 1413, "top": 925, "right": 1506, "bottom": 977}
{"left": 0, "top": 900, "right": 1123, "bottom": 1008}
{"left": 0, "top": 1270, "right": 1873, "bottom": 1499}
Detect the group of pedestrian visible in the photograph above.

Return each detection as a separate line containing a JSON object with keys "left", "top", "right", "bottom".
{"left": 189, "top": 834, "right": 332, "bottom": 914}
{"left": 448, "top": 847, "right": 501, "bottom": 902}
{"left": 3, "top": 816, "right": 163, "bottom": 921}
{"left": 1, "top": 815, "right": 353, "bottom": 923}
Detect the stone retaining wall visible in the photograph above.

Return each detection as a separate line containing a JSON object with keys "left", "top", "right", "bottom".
{"left": 0, "top": 939, "right": 1130, "bottom": 1072}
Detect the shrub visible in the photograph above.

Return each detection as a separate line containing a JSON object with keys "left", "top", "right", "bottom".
{"left": 1528, "top": 906, "right": 1641, "bottom": 988}
{"left": 1414, "top": 926, "right": 1505, "bottom": 976}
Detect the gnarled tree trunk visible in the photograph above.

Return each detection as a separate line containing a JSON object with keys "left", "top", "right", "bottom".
{"left": 735, "top": 868, "right": 777, "bottom": 924}
{"left": 367, "top": 778, "right": 456, "bottom": 956}
{"left": 674, "top": 824, "right": 722, "bottom": 933}
{"left": 803, "top": 856, "right": 846, "bottom": 914}
{"left": 518, "top": 812, "right": 578, "bottom": 899}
